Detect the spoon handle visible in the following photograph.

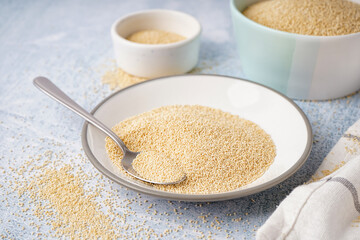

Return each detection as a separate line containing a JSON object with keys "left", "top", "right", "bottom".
{"left": 33, "top": 76, "right": 128, "bottom": 152}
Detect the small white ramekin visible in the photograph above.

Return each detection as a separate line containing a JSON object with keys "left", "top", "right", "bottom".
{"left": 111, "top": 9, "right": 201, "bottom": 78}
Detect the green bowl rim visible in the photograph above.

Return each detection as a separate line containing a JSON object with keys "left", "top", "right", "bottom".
{"left": 230, "top": 0, "right": 360, "bottom": 40}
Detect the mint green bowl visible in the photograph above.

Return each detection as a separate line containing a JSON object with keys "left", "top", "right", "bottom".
{"left": 230, "top": 0, "right": 360, "bottom": 100}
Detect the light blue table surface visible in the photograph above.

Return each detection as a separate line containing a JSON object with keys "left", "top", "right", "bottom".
{"left": 1, "top": 0, "right": 359, "bottom": 239}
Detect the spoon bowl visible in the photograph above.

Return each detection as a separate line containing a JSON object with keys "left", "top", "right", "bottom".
{"left": 33, "top": 76, "right": 186, "bottom": 185}
{"left": 121, "top": 150, "right": 186, "bottom": 185}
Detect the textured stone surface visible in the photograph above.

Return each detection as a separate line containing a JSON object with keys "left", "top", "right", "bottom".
{"left": 0, "top": 0, "right": 359, "bottom": 239}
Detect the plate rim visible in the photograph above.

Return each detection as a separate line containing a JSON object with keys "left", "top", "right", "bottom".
{"left": 81, "top": 74, "right": 313, "bottom": 201}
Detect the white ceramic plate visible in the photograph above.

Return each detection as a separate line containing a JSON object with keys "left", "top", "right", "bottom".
{"left": 82, "top": 74, "right": 312, "bottom": 201}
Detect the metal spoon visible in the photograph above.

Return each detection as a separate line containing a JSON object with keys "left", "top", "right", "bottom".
{"left": 33, "top": 76, "right": 186, "bottom": 185}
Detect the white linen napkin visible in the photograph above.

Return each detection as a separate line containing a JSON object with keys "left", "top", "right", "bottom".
{"left": 257, "top": 119, "right": 360, "bottom": 240}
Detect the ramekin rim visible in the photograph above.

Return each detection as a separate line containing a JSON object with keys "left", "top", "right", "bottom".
{"left": 111, "top": 9, "right": 202, "bottom": 49}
